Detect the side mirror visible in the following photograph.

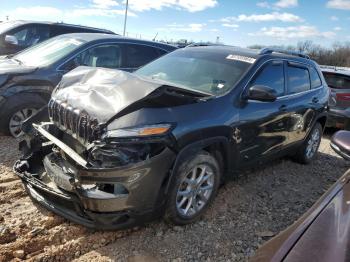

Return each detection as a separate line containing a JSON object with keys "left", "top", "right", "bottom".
{"left": 247, "top": 85, "right": 277, "bottom": 102}
{"left": 4, "top": 35, "right": 18, "bottom": 46}
{"left": 331, "top": 130, "right": 350, "bottom": 161}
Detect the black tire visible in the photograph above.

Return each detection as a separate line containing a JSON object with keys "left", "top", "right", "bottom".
{"left": 292, "top": 122, "right": 323, "bottom": 164}
{"left": 165, "top": 150, "right": 221, "bottom": 225}
{"left": 0, "top": 93, "right": 47, "bottom": 137}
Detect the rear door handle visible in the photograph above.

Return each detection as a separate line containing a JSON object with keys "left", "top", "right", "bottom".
{"left": 312, "top": 97, "right": 319, "bottom": 103}
{"left": 279, "top": 105, "right": 287, "bottom": 112}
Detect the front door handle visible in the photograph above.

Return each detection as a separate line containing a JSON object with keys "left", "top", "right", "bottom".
{"left": 279, "top": 105, "right": 287, "bottom": 112}
{"left": 312, "top": 97, "right": 319, "bottom": 103}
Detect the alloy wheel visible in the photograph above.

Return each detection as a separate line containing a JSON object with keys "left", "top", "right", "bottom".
{"left": 176, "top": 164, "right": 215, "bottom": 217}
{"left": 305, "top": 127, "right": 320, "bottom": 159}
{"left": 9, "top": 108, "right": 38, "bottom": 137}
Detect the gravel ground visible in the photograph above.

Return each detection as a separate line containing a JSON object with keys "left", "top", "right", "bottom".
{"left": 0, "top": 131, "right": 348, "bottom": 262}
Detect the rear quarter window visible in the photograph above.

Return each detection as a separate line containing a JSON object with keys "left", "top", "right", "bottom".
{"left": 287, "top": 65, "right": 311, "bottom": 94}
{"left": 309, "top": 67, "right": 322, "bottom": 89}
{"left": 124, "top": 44, "right": 164, "bottom": 69}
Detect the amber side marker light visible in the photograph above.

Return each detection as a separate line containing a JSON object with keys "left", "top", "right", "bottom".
{"left": 139, "top": 126, "right": 170, "bottom": 136}
{"left": 104, "top": 124, "right": 172, "bottom": 138}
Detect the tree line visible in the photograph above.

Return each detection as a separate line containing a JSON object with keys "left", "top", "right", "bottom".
{"left": 249, "top": 41, "right": 350, "bottom": 67}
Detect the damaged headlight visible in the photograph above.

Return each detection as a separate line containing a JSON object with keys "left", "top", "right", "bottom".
{"left": 89, "top": 143, "right": 153, "bottom": 167}
{"left": 88, "top": 124, "right": 172, "bottom": 168}
{"left": 103, "top": 124, "right": 172, "bottom": 139}
{"left": 89, "top": 143, "right": 166, "bottom": 168}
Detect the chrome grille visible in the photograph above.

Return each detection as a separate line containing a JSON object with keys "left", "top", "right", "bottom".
{"left": 48, "top": 98, "right": 99, "bottom": 144}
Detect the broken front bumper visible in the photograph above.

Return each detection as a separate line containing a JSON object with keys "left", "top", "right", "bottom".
{"left": 14, "top": 142, "right": 176, "bottom": 230}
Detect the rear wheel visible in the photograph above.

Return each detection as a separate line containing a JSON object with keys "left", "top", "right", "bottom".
{"left": 293, "top": 122, "right": 322, "bottom": 164}
{"left": 0, "top": 93, "right": 47, "bottom": 137}
{"left": 165, "top": 151, "right": 221, "bottom": 225}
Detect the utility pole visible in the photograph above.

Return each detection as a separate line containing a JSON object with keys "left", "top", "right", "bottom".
{"left": 153, "top": 32, "right": 158, "bottom": 41}
{"left": 123, "top": 0, "right": 129, "bottom": 36}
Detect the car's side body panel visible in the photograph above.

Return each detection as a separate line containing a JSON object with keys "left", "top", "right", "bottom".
{"left": 252, "top": 169, "right": 350, "bottom": 262}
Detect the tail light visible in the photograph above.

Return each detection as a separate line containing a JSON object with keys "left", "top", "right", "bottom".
{"left": 336, "top": 93, "right": 350, "bottom": 101}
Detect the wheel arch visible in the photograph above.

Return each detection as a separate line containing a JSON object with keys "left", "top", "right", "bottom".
{"left": 316, "top": 114, "right": 327, "bottom": 130}
{"left": 163, "top": 136, "right": 232, "bottom": 195}
{"left": 1, "top": 85, "right": 54, "bottom": 102}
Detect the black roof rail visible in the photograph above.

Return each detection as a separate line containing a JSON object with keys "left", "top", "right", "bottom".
{"left": 185, "top": 43, "right": 224, "bottom": 48}
{"left": 259, "top": 47, "right": 310, "bottom": 59}
{"left": 54, "top": 22, "right": 114, "bottom": 34}
{"left": 320, "top": 65, "right": 350, "bottom": 71}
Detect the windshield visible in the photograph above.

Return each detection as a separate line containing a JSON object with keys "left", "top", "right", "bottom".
{"left": 13, "top": 36, "right": 87, "bottom": 67}
{"left": 0, "top": 21, "right": 21, "bottom": 34}
{"left": 135, "top": 48, "right": 252, "bottom": 95}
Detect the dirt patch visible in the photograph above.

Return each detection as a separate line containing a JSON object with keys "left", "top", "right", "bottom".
{"left": 0, "top": 132, "right": 348, "bottom": 261}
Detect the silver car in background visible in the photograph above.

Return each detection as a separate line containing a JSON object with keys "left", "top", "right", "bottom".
{"left": 321, "top": 66, "right": 350, "bottom": 129}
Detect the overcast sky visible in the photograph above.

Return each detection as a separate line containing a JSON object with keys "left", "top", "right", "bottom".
{"left": 1, "top": 0, "right": 349, "bottom": 47}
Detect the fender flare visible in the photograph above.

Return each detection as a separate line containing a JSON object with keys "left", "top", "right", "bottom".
{"left": 313, "top": 111, "right": 328, "bottom": 130}
{"left": 301, "top": 111, "right": 328, "bottom": 142}
{"left": 315, "top": 111, "right": 328, "bottom": 122}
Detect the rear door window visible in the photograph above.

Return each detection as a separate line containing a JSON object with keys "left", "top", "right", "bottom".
{"left": 250, "top": 61, "right": 285, "bottom": 97}
{"left": 124, "top": 44, "right": 164, "bottom": 69}
{"left": 287, "top": 64, "right": 311, "bottom": 94}
{"left": 323, "top": 72, "right": 350, "bottom": 89}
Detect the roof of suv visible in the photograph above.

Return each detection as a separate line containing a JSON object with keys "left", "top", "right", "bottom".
{"left": 320, "top": 66, "right": 350, "bottom": 76}
{"left": 182, "top": 45, "right": 315, "bottom": 65}
{"left": 3, "top": 20, "right": 114, "bottom": 34}
{"left": 54, "top": 33, "right": 177, "bottom": 51}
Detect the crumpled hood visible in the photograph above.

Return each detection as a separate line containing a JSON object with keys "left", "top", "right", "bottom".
{"left": 0, "top": 58, "right": 37, "bottom": 75}
{"left": 51, "top": 66, "right": 165, "bottom": 123}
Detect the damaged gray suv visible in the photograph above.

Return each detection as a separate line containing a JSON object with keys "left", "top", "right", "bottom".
{"left": 14, "top": 46, "right": 329, "bottom": 229}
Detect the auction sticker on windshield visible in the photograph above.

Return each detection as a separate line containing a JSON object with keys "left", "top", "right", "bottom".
{"left": 226, "top": 54, "right": 256, "bottom": 64}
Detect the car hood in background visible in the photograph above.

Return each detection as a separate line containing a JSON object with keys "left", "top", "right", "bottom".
{"left": 0, "top": 58, "right": 37, "bottom": 75}
{"left": 52, "top": 66, "right": 207, "bottom": 124}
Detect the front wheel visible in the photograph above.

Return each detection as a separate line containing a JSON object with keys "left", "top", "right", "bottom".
{"left": 293, "top": 122, "right": 322, "bottom": 164}
{"left": 165, "top": 151, "right": 221, "bottom": 225}
{"left": 0, "top": 93, "right": 47, "bottom": 137}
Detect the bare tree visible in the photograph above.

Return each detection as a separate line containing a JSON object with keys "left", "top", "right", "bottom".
{"left": 249, "top": 41, "right": 350, "bottom": 67}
